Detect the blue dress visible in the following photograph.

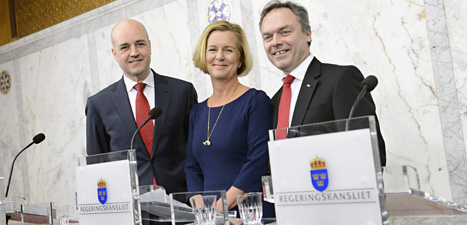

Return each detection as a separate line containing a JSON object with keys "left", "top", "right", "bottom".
{"left": 185, "top": 88, "right": 275, "bottom": 217}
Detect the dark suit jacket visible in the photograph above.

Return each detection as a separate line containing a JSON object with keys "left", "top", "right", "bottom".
{"left": 271, "top": 58, "right": 386, "bottom": 166}
{"left": 85, "top": 69, "right": 198, "bottom": 194}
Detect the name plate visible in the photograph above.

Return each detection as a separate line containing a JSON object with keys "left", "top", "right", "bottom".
{"left": 268, "top": 128, "right": 383, "bottom": 225}
{"left": 76, "top": 160, "right": 135, "bottom": 225}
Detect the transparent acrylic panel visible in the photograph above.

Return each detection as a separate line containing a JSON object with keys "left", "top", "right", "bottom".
{"left": 261, "top": 176, "right": 274, "bottom": 203}
{"left": 2, "top": 201, "right": 53, "bottom": 225}
{"left": 19, "top": 202, "right": 53, "bottom": 225}
{"left": 140, "top": 185, "right": 167, "bottom": 204}
{"left": 7, "top": 202, "right": 77, "bottom": 225}
{"left": 268, "top": 116, "right": 388, "bottom": 225}
{"left": 77, "top": 149, "right": 137, "bottom": 166}
{"left": 269, "top": 116, "right": 383, "bottom": 175}
{"left": 269, "top": 115, "right": 383, "bottom": 180}
{"left": 140, "top": 190, "right": 230, "bottom": 224}
{"left": 76, "top": 150, "right": 141, "bottom": 225}
{"left": 2, "top": 197, "right": 26, "bottom": 225}
{"left": 52, "top": 204, "right": 70, "bottom": 225}
{"left": 383, "top": 165, "right": 420, "bottom": 193}
{"left": 270, "top": 116, "right": 377, "bottom": 140}
{"left": 384, "top": 165, "right": 467, "bottom": 216}
{"left": 2, "top": 196, "right": 26, "bottom": 213}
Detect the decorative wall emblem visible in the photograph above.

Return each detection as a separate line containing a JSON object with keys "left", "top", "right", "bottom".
{"left": 207, "top": 0, "right": 232, "bottom": 23}
{"left": 97, "top": 178, "right": 108, "bottom": 204}
{"left": 310, "top": 156, "right": 328, "bottom": 192}
{"left": 1, "top": 70, "right": 11, "bottom": 95}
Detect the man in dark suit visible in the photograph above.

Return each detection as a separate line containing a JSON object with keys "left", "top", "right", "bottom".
{"left": 259, "top": 1, "right": 386, "bottom": 166}
{"left": 86, "top": 19, "right": 198, "bottom": 196}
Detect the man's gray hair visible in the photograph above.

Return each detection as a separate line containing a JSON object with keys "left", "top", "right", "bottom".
{"left": 259, "top": 0, "right": 311, "bottom": 34}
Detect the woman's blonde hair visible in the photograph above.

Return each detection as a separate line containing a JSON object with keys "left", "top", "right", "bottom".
{"left": 193, "top": 20, "right": 253, "bottom": 77}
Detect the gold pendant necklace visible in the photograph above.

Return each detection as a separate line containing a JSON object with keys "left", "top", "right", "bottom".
{"left": 204, "top": 82, "right": 239, "bottom": 146}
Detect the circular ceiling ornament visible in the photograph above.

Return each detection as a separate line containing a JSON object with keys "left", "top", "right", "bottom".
{"left": 0, "top": 70, "right": 11, "bottom": 95}
{"left": 207, "top": 0, "right": 232, "bottom": 23}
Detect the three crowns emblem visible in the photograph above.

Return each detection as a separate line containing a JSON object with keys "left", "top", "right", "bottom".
{"left": 310, "top": 156, "right": 329, "bottom": 192}
{"left": 97, "top": 178, "right": 108, "bottom": 204}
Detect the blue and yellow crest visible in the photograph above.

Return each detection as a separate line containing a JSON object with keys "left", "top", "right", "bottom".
{"left": 97, "top": 178, "right": 107, "bottom": 204}
{"left": 310, "top": 156, "right": 328, "bottom": 192}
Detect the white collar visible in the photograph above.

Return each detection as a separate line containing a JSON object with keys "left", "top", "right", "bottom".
{"left": 123, "top": 70, "right": 155, "bottom": 92}
{"left": 283, "top": 54, "right": 314, "bottom": 81}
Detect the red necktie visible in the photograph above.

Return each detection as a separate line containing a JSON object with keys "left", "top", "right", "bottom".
{"left": 134, "top": 83, "right": 157, "bottom": 185}
{"left": 276, "top": 75, "right": 295, "bottom": 139}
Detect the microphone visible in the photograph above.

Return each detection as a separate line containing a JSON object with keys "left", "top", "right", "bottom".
{"left": 130, "top": 107, "right": 163, "bottom": 151}
{"left": 348, "top": 75, "right": 378, "bottom": 119}
{"left": 5, "top": 133, "right": 45, "bottom": 197}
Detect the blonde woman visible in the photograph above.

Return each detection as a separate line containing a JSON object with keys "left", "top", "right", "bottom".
{"left": 185, "top": 20, "right": 274, "bottom": 217}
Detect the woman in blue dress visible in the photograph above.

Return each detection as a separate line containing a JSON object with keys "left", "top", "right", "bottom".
{"left": 185, "top": 20, "right": 274, "bottom": 218}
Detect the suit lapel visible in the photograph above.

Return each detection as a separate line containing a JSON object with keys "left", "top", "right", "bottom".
{"left": 291, "top": 58, "right": 321, "bottom": 126}
{"left": 110, "top": 78, "right": 147, "bottom": 153}
{"left": 152, "top": 70, "right": 171, "bottom": 158}
{"left": 271, "top": 88, "right": 282, "bottom": 128}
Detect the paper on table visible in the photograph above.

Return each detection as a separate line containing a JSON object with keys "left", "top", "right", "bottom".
{"left": 140, "top": 188, "right": 167, "bottom": 203}
{"left": 139, "top": 188, "right": 191, "bottom": 209}
{"left": 22, "top": 205, "right": 49, "bottom": 215}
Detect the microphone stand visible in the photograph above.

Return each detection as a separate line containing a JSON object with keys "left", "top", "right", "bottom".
{"left": 4, "top": 133, "right": 45, "bottom": 225}
{"left": 130, "top": 107, "right": 162, "bottom": 150}
{"left": 345, "top": 75, "right": 377, "bottom": 131}
{"left": 5, "top": 142, "right": 34, "bottom": 198}
{"left": 130, "top": 118, "right": 151, "bottom": 151}
{"left": 348, "top": 86, "right": 368, "bottom": 120}
{"left": 345, "top": 86, "right": 369, "bottom": 131}
{"left": 5, "top": 142, "right": 31, "bottom": 225}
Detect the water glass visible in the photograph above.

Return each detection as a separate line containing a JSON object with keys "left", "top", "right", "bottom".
{"left": 55, "top": 204, "right": 69, "bottom": 225}
{"left": 190, "top": 195, "right": 217, "bottom": 225}
{"left": 237, "top": 192, "right": 263, "bottom": 225}
{"left": 2, "top": 196, "right": 21, "bottom": 213}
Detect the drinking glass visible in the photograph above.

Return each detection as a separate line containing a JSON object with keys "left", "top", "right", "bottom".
{"left": 237, "top": 192, "right": 262, "bottom": 225}
{"left": 55, "top": 204, "right": 69, "bottom": 225}
{"left": 190, "top": 195, "right": 217, "bottom": 225}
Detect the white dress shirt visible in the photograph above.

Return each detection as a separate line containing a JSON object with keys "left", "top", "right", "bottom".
{"left": 123, "top": 71, "right": 156, "bottom": 123}
{"left": 282, "top": 54, "right": 314, "bottom": 127}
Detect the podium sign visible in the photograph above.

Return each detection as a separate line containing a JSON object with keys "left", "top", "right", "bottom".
{"left": 76, "top": 150, "right": 141, "bottom": 225}
{"left": 268, "top": 116, "right": 387, "bottom": 225}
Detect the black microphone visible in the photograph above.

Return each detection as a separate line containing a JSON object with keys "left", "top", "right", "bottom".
{"left": 5, "top": 133, "right": 45, "bottom": 197}
{"left": 130, "top": 107, "right": 163, "bottom": 151}
{"left": 348, "top": 75, "right": 378, "bottom": 119}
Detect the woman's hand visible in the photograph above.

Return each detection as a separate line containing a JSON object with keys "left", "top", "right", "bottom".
{"left": 216, "top": 186, "right": 245, "bottom": 213}
{"left": 188, "top": 194, "right": 203, "bottom": 207}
